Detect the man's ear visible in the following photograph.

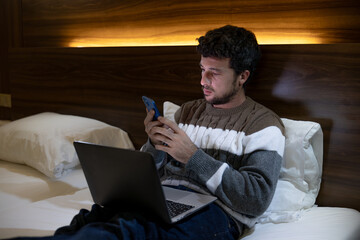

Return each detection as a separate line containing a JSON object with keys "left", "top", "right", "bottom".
{"left": 237, "top": 70, "right": 250, "bottom": 86}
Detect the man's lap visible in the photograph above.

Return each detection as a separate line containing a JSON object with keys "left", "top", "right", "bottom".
{"left": 11, "top": 202, "right": 240, "bottom": 240}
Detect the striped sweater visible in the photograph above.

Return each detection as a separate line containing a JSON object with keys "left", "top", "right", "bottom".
{"left": 142, "top": 97, "right": 285, "bottom": 227}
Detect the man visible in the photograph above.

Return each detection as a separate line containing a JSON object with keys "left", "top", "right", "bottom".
{"left": 13, "top": 25, "right": 284, "bottom": 240}
{"left": 142, "top": 25, "right": 285, "bottom": 239}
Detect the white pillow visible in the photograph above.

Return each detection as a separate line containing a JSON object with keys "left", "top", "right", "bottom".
{"left": 258, "top": 118, "right": 323, "bottom": 223}
{"left": 0, "top": 112, "right": 134, "bottom": 178}
{"left": 163, "top": 101, "right": 323, "bottom": 224}
{"left": 163, "top": 101, "right": 179, "bottom": 121}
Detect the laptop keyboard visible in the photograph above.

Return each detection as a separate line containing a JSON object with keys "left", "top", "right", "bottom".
{"left": 166, "top": 200, "right": 195, "bottom": 218}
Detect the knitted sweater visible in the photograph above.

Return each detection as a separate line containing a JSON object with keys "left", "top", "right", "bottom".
{"left": 142, "top": 97, "right": 285, "bottom": 227}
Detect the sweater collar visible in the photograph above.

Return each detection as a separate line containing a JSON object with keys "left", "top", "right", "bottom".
{"left": 205, "top": 97, "right": 254, "bottom": 116}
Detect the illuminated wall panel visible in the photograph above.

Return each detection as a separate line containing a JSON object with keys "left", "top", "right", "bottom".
{"left": 17, "top": 0, "right": 360, "bottom": 47}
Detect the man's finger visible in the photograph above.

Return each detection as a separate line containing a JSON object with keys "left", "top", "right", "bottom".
{"left": 157, "top": 116, "right": 179, "bottom": 132}
{"left": 144, "top": 110, "right": 155, "bottom": 128}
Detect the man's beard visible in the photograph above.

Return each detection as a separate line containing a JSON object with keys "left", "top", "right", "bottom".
{"left": 202, "top": 79, "right": 239, "bottom": 105}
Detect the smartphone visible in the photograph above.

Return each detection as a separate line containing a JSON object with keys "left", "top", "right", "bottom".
{"left": 142, "top": 96, "right": 161, "bottom": 120}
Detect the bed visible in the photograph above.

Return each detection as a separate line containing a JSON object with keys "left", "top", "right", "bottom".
{"left": 0, "top": 43, "right": 359, "bottom": 239}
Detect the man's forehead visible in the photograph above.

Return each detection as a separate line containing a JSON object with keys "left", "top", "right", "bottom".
{"left": 200, "top": 56, "right": 231, "bottom": 69}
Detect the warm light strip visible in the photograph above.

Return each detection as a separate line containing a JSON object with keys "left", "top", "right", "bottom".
{"left": 68, "top": 34, "right": 323, "bottom": 47}
{"left": 69, "top": 40, "right": 197, "bottom": 47}
{"left": 257, "top": 36, "right": 323, "bottom": 45}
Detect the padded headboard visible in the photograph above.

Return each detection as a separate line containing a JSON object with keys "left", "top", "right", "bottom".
{"left": 8, "top": 43, "right": 360, "bottom": 211}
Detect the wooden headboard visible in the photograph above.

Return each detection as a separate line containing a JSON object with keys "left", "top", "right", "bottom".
{"left": 7, "top": 43, "right": 360, "bottom": 211}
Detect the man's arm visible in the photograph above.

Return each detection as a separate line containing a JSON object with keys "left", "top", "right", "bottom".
{"left": 186, "top": 148, "right": 282, "bottom": 217}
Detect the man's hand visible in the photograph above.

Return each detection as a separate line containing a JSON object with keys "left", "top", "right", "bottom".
{"left": 155, "top": 116, "right": 198, "bottom": 164}
{"left": 144, "top": 110, "right": 164, "bottom": 146}
{"left": 144, "top": 111, "right": 197, "bottom": 164}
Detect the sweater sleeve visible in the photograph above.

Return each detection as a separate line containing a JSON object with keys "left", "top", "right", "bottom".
{"left": 186, "top": 149, "right": 282, "bottom": 217}
{"left": 185, "top": 125, "right": 285, "bottom": 217}
{"left": 140, "top": 139, "right": 167, "bottom": 169}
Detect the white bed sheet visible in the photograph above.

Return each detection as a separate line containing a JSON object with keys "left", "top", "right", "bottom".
{"left": 0, "top": 159, "right": 92, "bottom": 239}
{"left": 0, "top": 188, "right": 93, "bottom": 238}
{"left": 0, "top": 160, "right": 88, "bottom": 212}
{"left": 242, "top": 207, "right": 360, "bottom": 240}
{"left": 1, "top": 160, "right": 359, "bottom": 240}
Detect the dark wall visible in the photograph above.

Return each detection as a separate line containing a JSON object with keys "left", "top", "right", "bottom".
{"left": 20, "top": 0, "right": 360, "bottom": 47}
{"left": 1, "top": 0, "right": 360, "bottom": 119}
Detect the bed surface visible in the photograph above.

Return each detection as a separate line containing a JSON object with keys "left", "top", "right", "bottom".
{"left": 0, "top": 160, "right": 88, "bottom": 212}
{"left": 1, "top": 160, "right": 359, "bottom": 240}
{"left": 242, "top": 207, "right": 360, "bottom": 240}
{"left": 0, "top": 159, "right": 90, "bottom": 238}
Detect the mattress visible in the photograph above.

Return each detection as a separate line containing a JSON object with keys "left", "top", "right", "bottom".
{"left": 0, "top": 159, "right": 92, "bottom": 238}
{"left": 242, "top": 207, "right": 360, "bottom": 240}
{"left": 0, "top": 159, "right": 359, "bottom": 240}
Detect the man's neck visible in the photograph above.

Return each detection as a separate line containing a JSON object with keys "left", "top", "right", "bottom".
{"left": 212, "top": 92, "right": 247, "bottom": 109}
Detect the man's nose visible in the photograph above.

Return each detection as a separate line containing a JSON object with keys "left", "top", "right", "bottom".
{"left": 201, "top": 72, "right": 211, "bottom": 85}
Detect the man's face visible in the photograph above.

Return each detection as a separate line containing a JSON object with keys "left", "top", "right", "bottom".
{"left": 200, "top": 56, "right": 241, "bottom": 107}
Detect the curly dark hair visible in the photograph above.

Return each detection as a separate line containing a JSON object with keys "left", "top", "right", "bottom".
{"left": 197, "top": 25, "right": 261, "bottom": 83}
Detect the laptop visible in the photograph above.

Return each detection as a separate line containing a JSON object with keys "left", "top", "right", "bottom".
{"left": 74, "top": 141, "right": 217, "bottom": 224}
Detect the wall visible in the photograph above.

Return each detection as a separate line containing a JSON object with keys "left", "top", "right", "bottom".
{"left": 0, "top": 0, "right": 17, "bottom": 119}
{"left": 1, "top": 0, "right": 360, "bottom": 120}
{"left": 20, "top": 0, "right": 360, "bottom": 47}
